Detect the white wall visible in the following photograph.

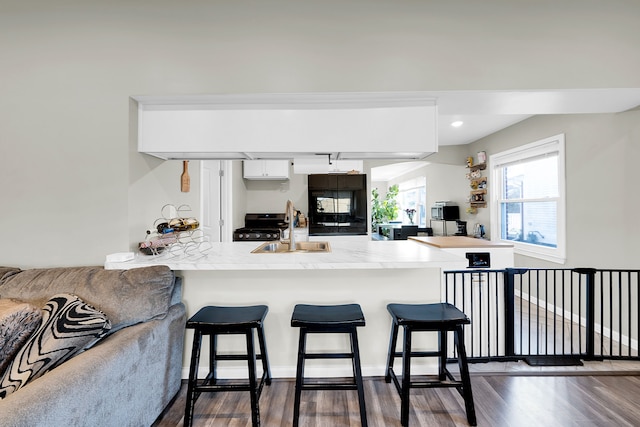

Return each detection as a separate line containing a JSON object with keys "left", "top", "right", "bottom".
{"left": 1, "top": 1, "right": 640, "bottom": 267}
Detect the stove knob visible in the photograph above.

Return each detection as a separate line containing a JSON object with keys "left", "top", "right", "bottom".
{"left": 266, "top": 233, "right": 272, "bottom": 239}
{"left": 255, "top": 233, "right": 261, "bottom": 239}
{"left": 239, "top": 234, "right": 245, "bottom": 239}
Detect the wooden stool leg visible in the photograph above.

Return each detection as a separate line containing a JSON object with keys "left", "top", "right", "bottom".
{"left": 184, "top": 329, "right": 203, "bottom": 427}
{"left": 246, "top": 329, "right": 260, "bottom": 427}
{"left": 210, "top": 333, "right": 217, "bottom": 384}
{"left": 385, "top": 321, "right": 399, "bottom": 383}
{"left": 293, "top": 328, "right": 308, "bottom": 427}
{"left": 257, "top": 324, "right": 272, "bottom": 385}
{"left": 438, "top": 329, "right": 448, "bottom": 381}
{"left": 350, "top": 328, "right": 368, "bottom": 427}
{"left": 401, "top": 326, "right": 412, "bottom": 427}
{"left": 455, "top": 325, "right": 477, "bottom": 426}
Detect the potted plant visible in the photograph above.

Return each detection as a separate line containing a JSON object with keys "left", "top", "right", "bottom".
{"left": 371, "top": 184, "right": 399, "bottom": 233}
{"left": 404, "top": 208, "right": 416, "bottom": 224}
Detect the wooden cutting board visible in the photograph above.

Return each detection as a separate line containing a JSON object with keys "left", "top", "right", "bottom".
{"left": 181, "top": 161, "right": 190, "bottom": 192}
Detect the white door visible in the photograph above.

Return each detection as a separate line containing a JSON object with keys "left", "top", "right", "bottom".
{"left": 201, "top": 160, "right": 232, "bottom": 242}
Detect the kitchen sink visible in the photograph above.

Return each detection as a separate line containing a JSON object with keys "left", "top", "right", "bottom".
{"left": 251, "top": 241, "right": 331, "bottom": 253}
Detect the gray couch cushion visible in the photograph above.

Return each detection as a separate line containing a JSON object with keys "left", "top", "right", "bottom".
{"left": 0, "top": 293, "right": 111, "bottom": 399}
{"left": 0, "top": 299, "right": 42, "bottom": 376}
{"left": 0, "top": 266, "right": 175, "bottom": 332}
{"left": 0, "top": 267, "right": 21, "bottom": 284}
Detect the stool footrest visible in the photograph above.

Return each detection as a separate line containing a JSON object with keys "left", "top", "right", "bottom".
{"left": 392, "top": 350, "right": 441, "bottom": 358}
{"left": 411, "top": 380, "right": 464, "bottom": 388}
{"left": 195, "top": 384, "right": 253, "bottom": 392}
{"left": 214, "top": 353, "right": 267, "bottom": 361}
{"left": 387, "top": 367, "right": 464, "bottom": 388}
{"left": 303, "top": 352, "right": 354, "bottom": 360}
{"left": 195, "top": 371, "right": 270, "bottom": 394}
{"left": 300, "top": 383, "right": 358, "bottom": 391}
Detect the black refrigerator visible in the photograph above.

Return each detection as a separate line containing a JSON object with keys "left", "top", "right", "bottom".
{"left": 307, "top": 174, "right": 367, "bottom": 236}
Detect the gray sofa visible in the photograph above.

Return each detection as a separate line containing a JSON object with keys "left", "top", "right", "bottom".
{"left": 0, "top": 265, "right": 186, "bottom": 427}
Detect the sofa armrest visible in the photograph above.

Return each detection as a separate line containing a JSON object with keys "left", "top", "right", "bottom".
{"left": 0, "top": 302, "right": 187, "bottom": 427}
{"left": 170, "top": 276, "right": 183, "bottom": 307}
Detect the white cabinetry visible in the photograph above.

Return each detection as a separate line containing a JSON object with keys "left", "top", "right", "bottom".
{"left": 243, "top": 160, "right": 290, "bottom": 180}
{"left": 136, "top": 93, "right": 438, "bottom": 160}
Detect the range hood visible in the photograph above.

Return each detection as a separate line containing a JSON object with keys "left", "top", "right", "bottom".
{"left": 135, "top": 92, "right": 438, "bottom": 160}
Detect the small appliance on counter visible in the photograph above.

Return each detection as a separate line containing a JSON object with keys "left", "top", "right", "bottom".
{"left": 473, "top": 223, "right": 486, "bottom": 239}
{"left": 455, "top": 220, "right": 467, "bottom": 236}
{"left": 431, "top": 201, "right": 459, "bottom": 221}
{"left": 233, "top": 213, "right": 287, "bottom": 241}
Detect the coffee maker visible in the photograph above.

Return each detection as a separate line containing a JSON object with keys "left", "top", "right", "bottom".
{"left": 455, "top": 220, "right": 467, "bottom": 236}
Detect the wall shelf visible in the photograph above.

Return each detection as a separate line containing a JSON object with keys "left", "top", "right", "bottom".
{"left": 467, "top": 163, "right": 486, "bottom": 172}
{"left": 466, "top": 162, "right": 487, "bottom": 211}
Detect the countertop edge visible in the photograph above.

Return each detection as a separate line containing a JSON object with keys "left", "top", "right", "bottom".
{"left": 104, "top": 260, "right": 465, "bottom": 271}
{"left": 408, "top": 236, "right": 514, "bottom": 249}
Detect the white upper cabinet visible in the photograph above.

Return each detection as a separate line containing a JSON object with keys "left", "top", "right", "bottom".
{"left": 243, "top": 160, "right": 290, "bottom": 180}
{"left": 135, "top": 92, "right": 438, "bottom": 160}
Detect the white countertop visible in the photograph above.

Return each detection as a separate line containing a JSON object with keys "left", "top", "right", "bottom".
{"left": 104, "top": 236, "right": 467, "bottom": 270}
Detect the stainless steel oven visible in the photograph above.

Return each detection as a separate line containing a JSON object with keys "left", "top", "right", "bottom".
{"left": 233, "top": 213, "right": 287, "bottom": 241}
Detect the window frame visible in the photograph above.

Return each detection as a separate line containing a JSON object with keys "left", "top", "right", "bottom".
{"left": 490, "top": 134, "right": 566, "bottom": 264}
{"left": 398, "top": 176, "right": 427, "bottom": 226}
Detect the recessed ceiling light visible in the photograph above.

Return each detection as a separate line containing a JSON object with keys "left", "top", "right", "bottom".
{"left": 451, "top": 120, "right": 464, "bottom": 128}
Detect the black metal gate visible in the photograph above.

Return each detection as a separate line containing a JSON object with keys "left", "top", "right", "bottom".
{"left": 442, "top": 268, "right": 640, "bottom": 364}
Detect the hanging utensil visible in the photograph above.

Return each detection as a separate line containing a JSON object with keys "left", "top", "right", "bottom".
{"left": 181, "top": 161, "right": 190, "bottom": 192}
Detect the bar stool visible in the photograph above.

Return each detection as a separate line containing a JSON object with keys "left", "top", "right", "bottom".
{"left": 290, "top": 303, "right": 368, "bottom": 427}
{"left": 184, "top": 305, "right": 271, "bottom": 427}
{"left": 385, "top": 303, "right": 476, "bottom": 426}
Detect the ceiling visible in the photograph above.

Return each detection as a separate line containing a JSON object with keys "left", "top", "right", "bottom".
{"left": 372, "top": 88, "right": 640, "bottom": 181}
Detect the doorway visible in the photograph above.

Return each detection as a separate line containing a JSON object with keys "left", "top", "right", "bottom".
{"left": 201, "top": 160, "right": 233, "bottom": 242}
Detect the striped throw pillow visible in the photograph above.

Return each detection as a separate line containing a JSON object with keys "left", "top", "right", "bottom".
{"left": 0, "top": 293, "right": 111, "bottom": 399}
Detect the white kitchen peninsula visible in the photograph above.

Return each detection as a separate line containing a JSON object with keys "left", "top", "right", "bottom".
{"left": 105, "top": 237, "right": 467, "bottom": 378}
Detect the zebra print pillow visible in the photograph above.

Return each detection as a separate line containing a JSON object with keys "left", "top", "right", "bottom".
{"left": 0, "top": 293, "right": 111, "bottom": 399}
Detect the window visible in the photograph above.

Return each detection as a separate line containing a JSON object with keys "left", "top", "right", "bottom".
{"left": 398, "top": 177, "right": 427, "bottom": 226}
{"left": 490, "top": 134, "right": 566, "bottom": 263}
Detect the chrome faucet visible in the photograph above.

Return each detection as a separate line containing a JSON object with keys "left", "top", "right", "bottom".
{"left": 283, "top": 199, "right": 296, "bottom": 251}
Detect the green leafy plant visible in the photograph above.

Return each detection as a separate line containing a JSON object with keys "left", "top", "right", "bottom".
{"left": 371, "top": 184, "right": 399, "bottom": 231}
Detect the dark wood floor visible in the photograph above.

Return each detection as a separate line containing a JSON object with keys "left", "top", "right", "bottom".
{"left": 152, "top": 374, "right": 640, "bottom": 427}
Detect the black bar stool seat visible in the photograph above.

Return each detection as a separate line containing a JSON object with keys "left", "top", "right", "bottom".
{"left": 184, "top": 305, "right": 272, "bottom": 427}
{"left": 385, "top": 302, "right": 476, "bottom": 426}
{"left": 291, "top": 303, "right": 368, "bottom": 427}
